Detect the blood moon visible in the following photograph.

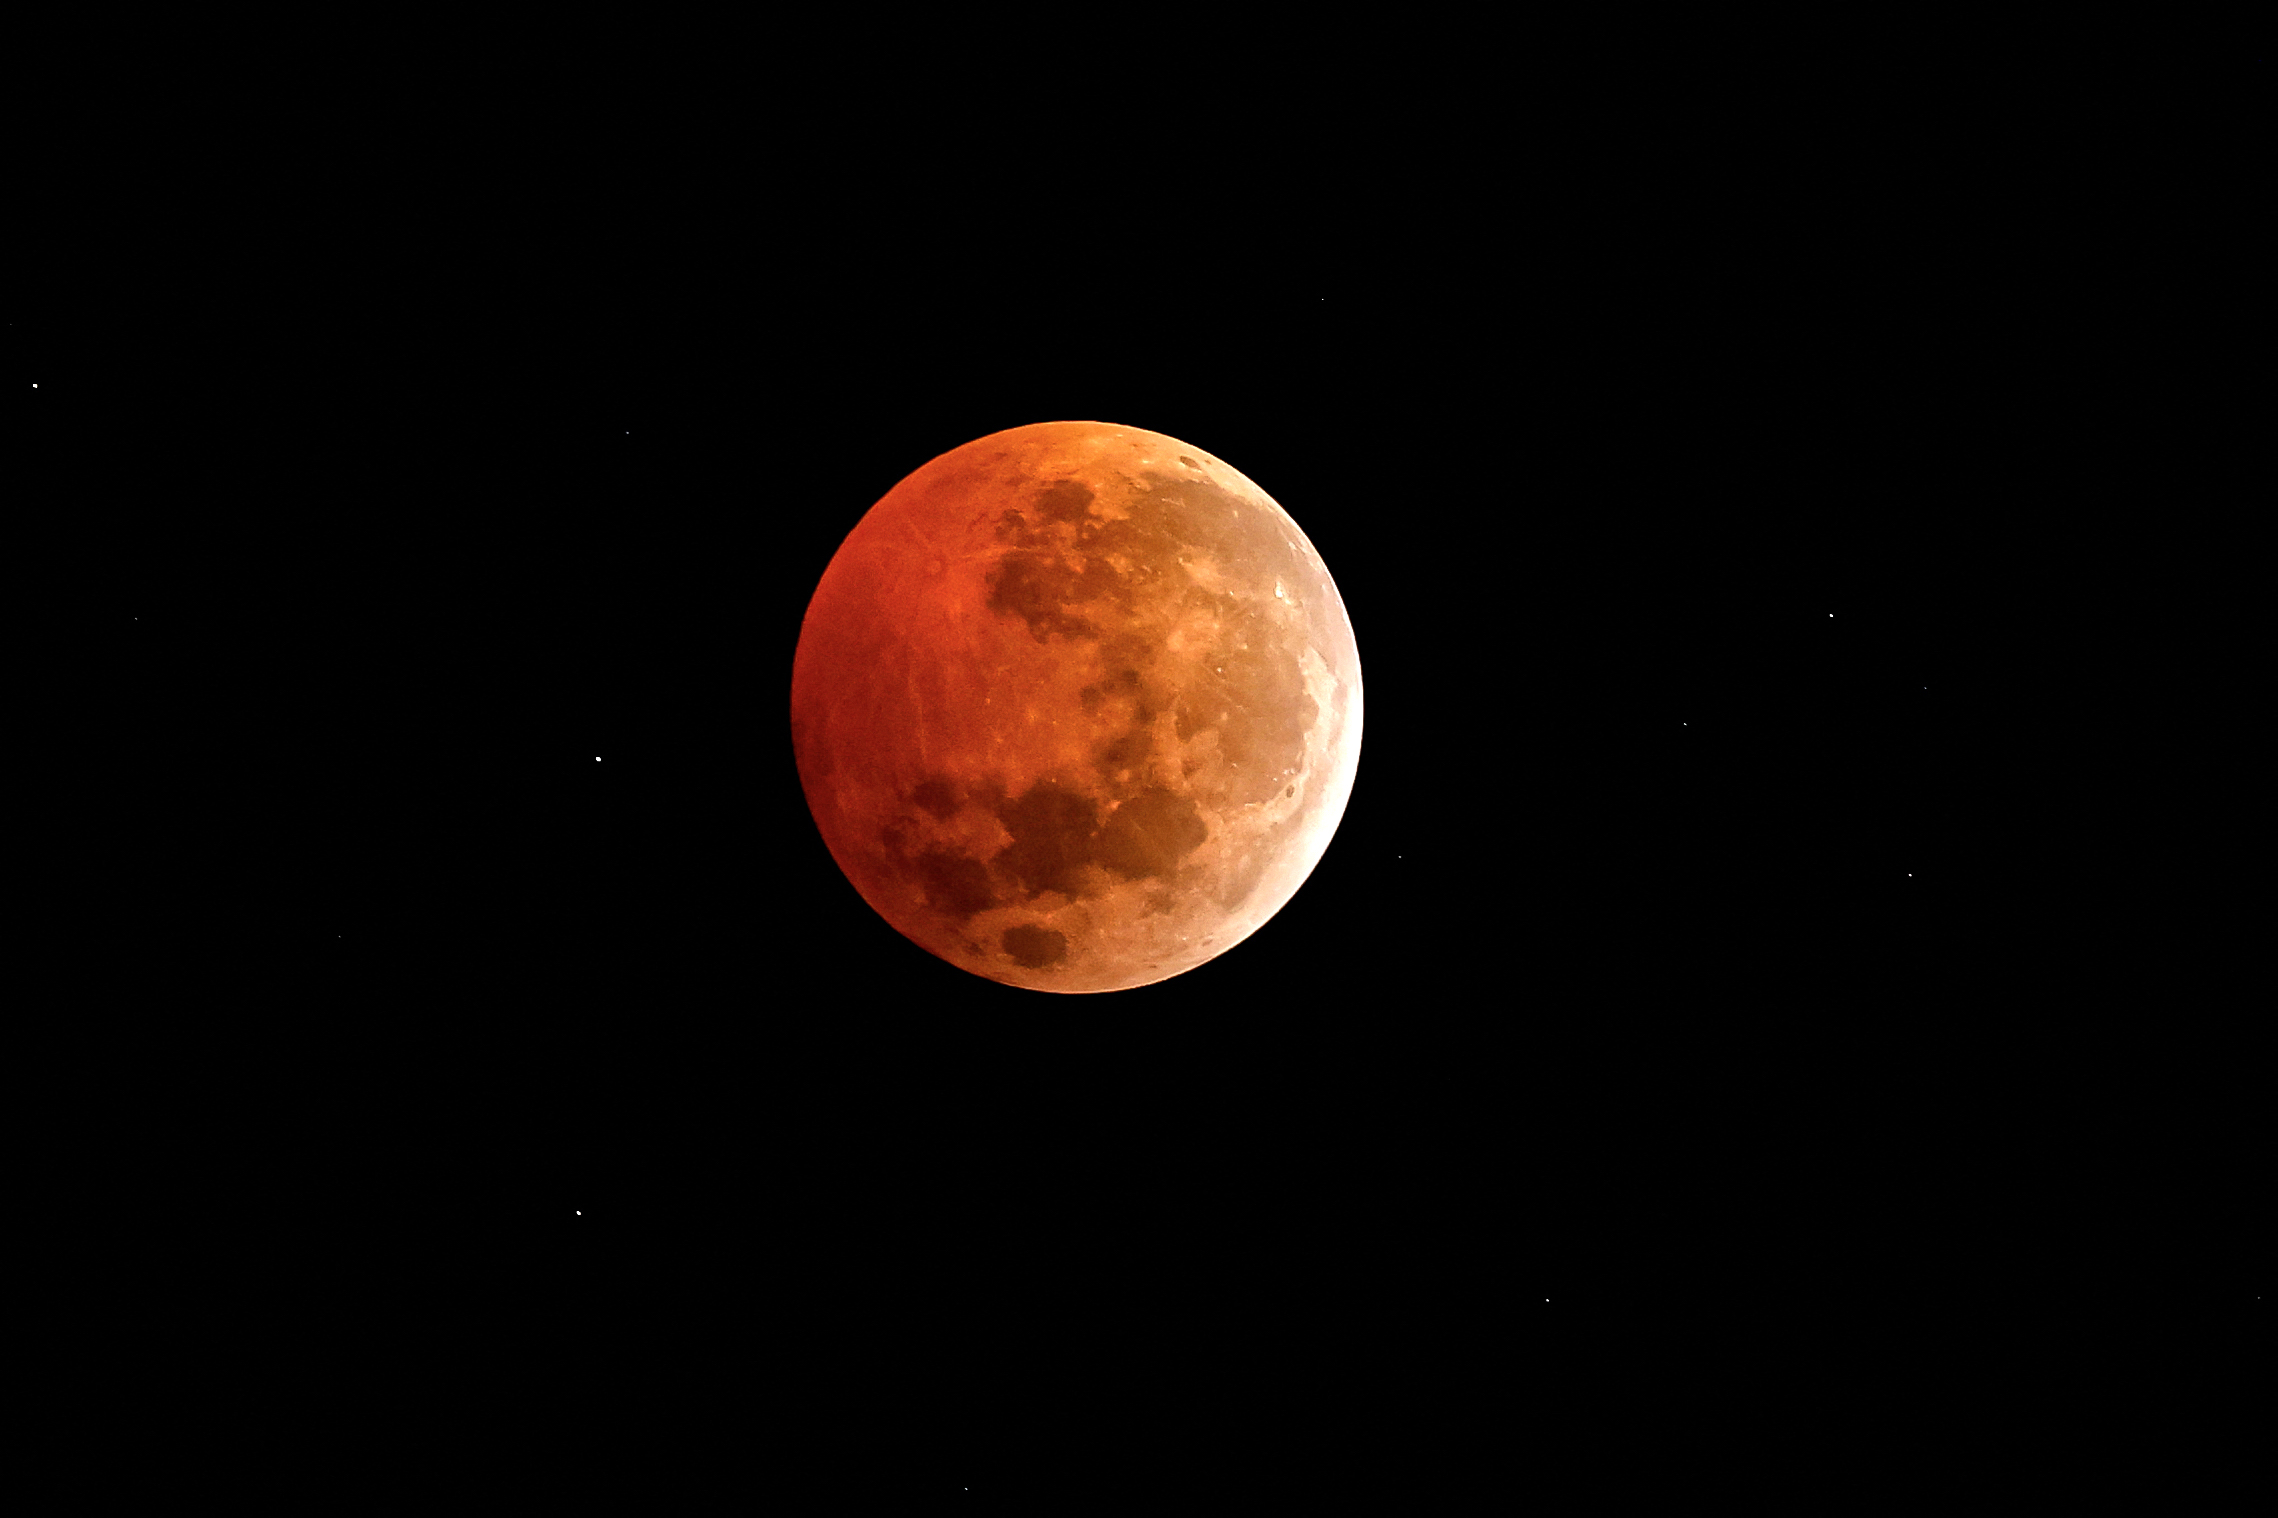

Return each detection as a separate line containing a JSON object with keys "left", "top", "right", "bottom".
{"left": 790, "top": 421, "right": 1362, "bottom": 993}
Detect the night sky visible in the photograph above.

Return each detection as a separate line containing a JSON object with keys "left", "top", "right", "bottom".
{"left": 19, "top": 86, "right": 2249, "bottom": 1498}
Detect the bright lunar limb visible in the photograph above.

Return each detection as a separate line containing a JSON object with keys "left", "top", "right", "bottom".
{"left": 791, "top": 421, "right": 1362, "bottom": 993}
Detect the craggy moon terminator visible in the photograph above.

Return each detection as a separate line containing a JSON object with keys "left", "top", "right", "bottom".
{"left": 790, "top": 421, "right": 1362, "bottom": 993}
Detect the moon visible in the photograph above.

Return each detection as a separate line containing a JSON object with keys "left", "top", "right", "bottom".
{"left": 790, "top": 421, "right": 1362, "bottom": 993}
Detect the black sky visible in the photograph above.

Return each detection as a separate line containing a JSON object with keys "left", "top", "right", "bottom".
{"left": 20, "top": 68, "right": 2251, "bottom": 1494}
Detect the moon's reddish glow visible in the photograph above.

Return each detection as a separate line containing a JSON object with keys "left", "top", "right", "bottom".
{"left": 790, "top": 421, "right": 1362, "bottom": 993}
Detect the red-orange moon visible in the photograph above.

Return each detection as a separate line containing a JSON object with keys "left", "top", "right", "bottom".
{"left": 791, "top": 421, "right": 1362, "bottom": 993}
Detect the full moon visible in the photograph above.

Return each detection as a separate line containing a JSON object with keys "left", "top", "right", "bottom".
{"left": 790, "top": 421, "right": 1362, "bottom": 993}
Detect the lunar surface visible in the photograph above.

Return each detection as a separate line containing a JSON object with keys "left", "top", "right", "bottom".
{"left": 790, "top": 421, "right": 1362, "bottom": 992}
